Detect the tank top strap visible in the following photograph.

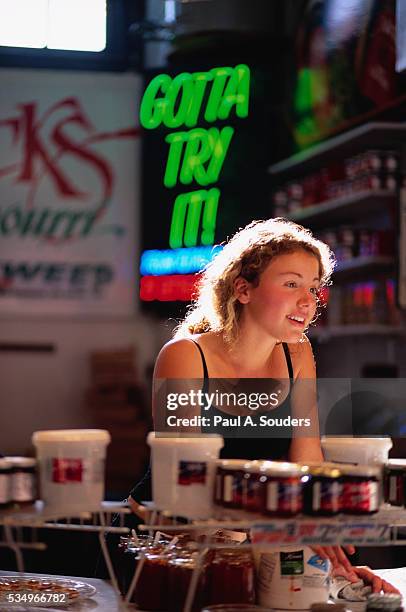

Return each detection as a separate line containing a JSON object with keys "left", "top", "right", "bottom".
{"left": 189, "top": 339, "right": 209, "bottom": 384}
{"left": 282, "top": 342, "right": 294, "bottom": 382}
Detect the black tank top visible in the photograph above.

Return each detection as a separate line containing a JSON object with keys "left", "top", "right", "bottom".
{"left": 191, "top": 340, "right": 294, "bottom": 461}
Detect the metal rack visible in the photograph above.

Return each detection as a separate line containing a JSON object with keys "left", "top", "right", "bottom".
{"left": 128, "top": 504, "right": 406, "bottom": 612}
{"left": 0, "top": 501, "right": 131, "bottom": 594}
{"left": 1, "top": 501, "right": 405, "bottom": 611}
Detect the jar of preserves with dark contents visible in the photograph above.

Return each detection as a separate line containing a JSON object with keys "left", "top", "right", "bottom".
{"left": 133, "top": 550, "right": 174, "bottom": 610}
{"left": 242, "top": 461, "right": 266, "bottom": 513}
{"left": 207, "top": 548, "right": 255, "bottom": 606}
{"left": 168, "top": 551, "right": 207, "bottom": 612}
{"left": 6, "top": 457, "right": 37, "bottom": 505}
{"left": 262, "top": 461, "right": 304, "bottom": 517}
{"left": 0, "top": 459, "right": 12, "bottom": 508}
{"left": 215, "top": 460, "right": 251, "bottom": 509}
{"left": 384, "top": 460, "right": 406, "bottom": 507}
{"left": 302, "top": 464, "right": 341, "bottom": 516}
{"left": 339, "top": 464, "right": 380, "bottom": 514}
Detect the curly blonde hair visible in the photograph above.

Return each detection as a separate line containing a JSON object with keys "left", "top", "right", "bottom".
{"left": 174, "top": 218, "right": 336, "bottom": 344}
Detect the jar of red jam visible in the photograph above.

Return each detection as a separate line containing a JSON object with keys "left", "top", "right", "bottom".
{"left": 0, "top": 459, "right": 12, "bottom": 508}
{"left": 302, "top": 464, "right": 341, "bottom": 516}
{"left": 384, "top": 460, "right": 406, "bottom": 507}
{"left": 133, "top": 550, "right": 174, "bottom": 610}
{"left": 339, "top": 464, "right": 380, "bottom": 514}
{"left": 207, "top": 548, "right": 255, "bottom": 606}
{"left": 168, "top": 552, "right": 207, "bottom": 612}
{"left": 215, "top": 460, "right": 250, "bottom": 509}
{"left": 6, "top": 457, "right": 37, "bottom": 505}
{"left": 242, "top": 461, "right": 266, "bottom": 513}
{"left": 262, "top": 461, "right": 304, "bottom": 517}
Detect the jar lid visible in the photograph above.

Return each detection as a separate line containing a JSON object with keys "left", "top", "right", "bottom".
{"left": 217, "top": 459, "right": 252, "bottom": 471}
{"left": 5, "top": 456, "right": 36, "bottom": 468}
{"left": 0, "top": 458, "right": 12, "bottom": 469}
{"left": 260, "top": 460, "right": 302, "bottom": 477}
{"left": 32, "top": 429, "right": 111, "bottom": 443}
{"left": 336, "top": 464, "right": 380, "bottom": 478}
{"left": 304, "top": 464, "right": 341, "bottom": 478}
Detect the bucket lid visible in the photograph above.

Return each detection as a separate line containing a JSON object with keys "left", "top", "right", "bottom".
{"left": 32, "top": 429, "right": 111, "bottom": 443}
{"left": 147, "top": 432, "right": 223, "bottom": 446}
{"left": 321, "top": 436, "right": 392, "bottom": 447}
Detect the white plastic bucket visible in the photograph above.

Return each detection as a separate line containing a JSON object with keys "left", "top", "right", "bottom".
{"left": 255, "top": 545, "right": 330, "bottom": 610}
{"left": 147, "top": 433, "right": 223, "bottom": 519}
{"left": 321, "top": 437, "right": 392, "bottom": 465}
{"left": 32, "top": 429, "right": 111, "bottom": 514}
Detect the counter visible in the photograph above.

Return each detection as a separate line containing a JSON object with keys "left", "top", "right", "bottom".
{"left": 1, "top": 568, "right": 405, "bottom": 611}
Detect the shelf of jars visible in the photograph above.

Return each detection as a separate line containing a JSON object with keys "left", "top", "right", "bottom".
{"left": 268, "top": 122, "right": 406, "bottom": 177}
{"left": 287, "top": 190, "right": 397, "bottom": 228}
{"left": 308, "top": 324, "right": 404, "bottom": 340}
{"left": 138, "top": 504, "right": 406, "bottom": 548}
{"left": 333, "top": 255, "right": 395, "bottom": 281}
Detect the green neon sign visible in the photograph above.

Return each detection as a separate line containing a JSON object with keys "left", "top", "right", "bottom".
{"left": 164, "top": 126, "right": 234, "bottom": 188}
{"left": 140, "top": 64, "right": 250, "bottom": 130}
{"left": 169, "top": 188, "right": 220, "bottom": 249}
{"left": 140, "top": 64, "right": 250, "bottom": 251}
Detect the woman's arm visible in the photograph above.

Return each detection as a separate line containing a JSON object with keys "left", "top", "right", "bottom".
{"left": 288, "top": 337, "right": 324, "bottom": 463}
{"left": 129, "top": 339, "right": 205, "bottom": 516}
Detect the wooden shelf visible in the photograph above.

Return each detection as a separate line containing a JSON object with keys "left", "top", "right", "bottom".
{"left": 287, "top": 190, "right": 396, "bottom": 228}
{"left": 334, "top": 255, "right": 395, "bottom": 281}
{"left": 309, "top": 325, "right": 404, "bottom": 340}
{"left": 269, "top": 122, "right": 406, "bottom": 178}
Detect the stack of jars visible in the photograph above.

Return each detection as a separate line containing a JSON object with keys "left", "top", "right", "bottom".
{"left": 117, "top": 535, "right": 256, "bottom": 611}
{"left": 214, "top": 459, "right": 382, "bottom": 517}
{"left": 383, "top": 459, "right": 406, "bottom": 508}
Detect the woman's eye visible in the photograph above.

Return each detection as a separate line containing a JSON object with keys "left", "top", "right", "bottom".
{"left": 310, "top": 287, "right": 319, "bottom": 295}
{"left": 285, "top": 281, "right": 297, "bottom": 288}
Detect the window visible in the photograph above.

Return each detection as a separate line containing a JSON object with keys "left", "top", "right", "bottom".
{"left": 0, "top": 0, "right": 106, "bottom": 52}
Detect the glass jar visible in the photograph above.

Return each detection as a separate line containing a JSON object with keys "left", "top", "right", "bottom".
{"left": 215, "top": 460, "right": 250, "bottom": 509}
{"left": 168, "top": 551, "right": 207, "bottom": 612}
{"left": 207, "top": 548, "right": 255, "bottom": 606}
{"left": 0, "top": 459, "right": 12, "bottom": 508}
{"left": 262, "top": 461, "right": 304, "bottom": 517}
{"left": 384, "top": 460, "right": 406, "bottom": 507}
{"left": 6, "top": 457, "right": 37, "bottom": 505}
{"left": 339, "top": 464, "right": 380, "bottom": 514}
{"left": 302, "top": 464, "right": 341, "bottom": 516}
{"left": 242, "top": 461, "right": 266, "bottom": 513}
{"left": 133, "top": 550, "right": 174, "bottom": 610}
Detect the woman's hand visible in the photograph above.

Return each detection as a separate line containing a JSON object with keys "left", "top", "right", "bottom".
{"left": 128, "top": 496, "right": 151, "bottom": 522}
{"left": 311, "top": 545, "right": 358, "bottom": 581}
{"left": 348, "top": 566, "right": 401, "bottom": 594}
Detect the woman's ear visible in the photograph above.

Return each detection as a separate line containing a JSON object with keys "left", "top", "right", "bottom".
{"left": 234, "top": 276, "right": 251, "bottom": 304}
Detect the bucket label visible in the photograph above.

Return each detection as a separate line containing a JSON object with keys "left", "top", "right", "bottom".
{"left": 178, "top": 461, "right": 206, "bottom": 485}
{"left": 307, "top": 554, "right": 329, "bottom": 572}
{"left": 49, "top": 458, "right": 104, "bottom": 484}
{"left": 280, "top": 550, "right": 304, "bottom": 575}
{"left": 52, "top": 458, "right": 83, "bottom": 483}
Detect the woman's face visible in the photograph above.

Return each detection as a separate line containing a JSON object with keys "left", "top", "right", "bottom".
{"left": 241, "top": 249, "right": 321, "bottom": 342}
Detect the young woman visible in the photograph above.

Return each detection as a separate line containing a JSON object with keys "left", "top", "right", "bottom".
{"left": 129, "top": 218, "right": 398, "bottom": 594}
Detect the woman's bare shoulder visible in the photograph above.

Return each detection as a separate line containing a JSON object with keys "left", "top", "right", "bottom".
{"left": 286, "top": 336, "right": 316, "bottom": 378}
{"left": 154, "top": 337, "right": 205, "bottom": 378}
